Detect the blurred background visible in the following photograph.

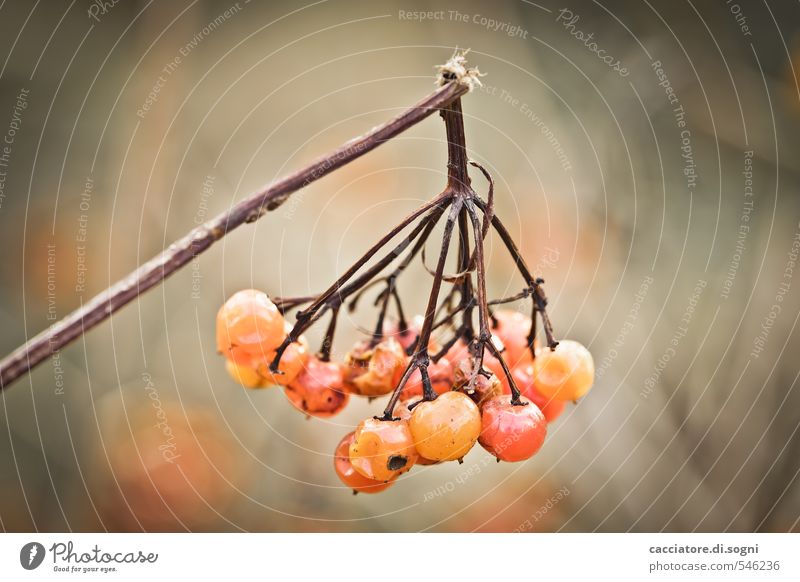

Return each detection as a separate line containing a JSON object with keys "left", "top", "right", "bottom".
{"left": 0, "top": 0, "right": 798, "bottom": 532}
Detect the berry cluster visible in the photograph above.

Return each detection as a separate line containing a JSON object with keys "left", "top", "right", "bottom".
{"left": 216, "top": 289, "right": 593, "bottom": 494}
{"left": 214, "top": 92, "right": 594, "bottom": 496}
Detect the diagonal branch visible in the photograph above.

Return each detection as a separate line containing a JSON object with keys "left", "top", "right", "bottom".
{"left": 0, "top": 78, "right": 471, "bottom": 390}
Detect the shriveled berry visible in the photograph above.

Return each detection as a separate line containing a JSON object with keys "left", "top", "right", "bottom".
{"left": 342, "top": 338, "right": 408, "bottom": 397}
{"left": 446, "top": 339, "right": 511, "bottom": 393}
{"left": 285, "top": 356, "right": 349, "bottom": 418}
{"left": 452, "top": 358, "right": 503, "bottom": 407}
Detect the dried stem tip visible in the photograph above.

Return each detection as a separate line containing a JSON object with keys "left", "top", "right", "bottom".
{"left": 436, "top": 50, "right": 483, "bottom": 91}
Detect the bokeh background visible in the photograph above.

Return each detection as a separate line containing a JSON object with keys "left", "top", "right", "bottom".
{"left": 0, "top": 0, "right": 798, "bottom": 532}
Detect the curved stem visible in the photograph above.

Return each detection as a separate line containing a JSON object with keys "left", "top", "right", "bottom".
{"left": 473, "top": 197, "right": 558, "bottom": 349}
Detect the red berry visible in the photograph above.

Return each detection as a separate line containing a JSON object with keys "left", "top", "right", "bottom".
{"left": 510, "top": 364, "right": 565, "bottom": 423}
{"left": 533, "top": 340, "right": 594, "bottom": 401}
{"left": 216, "top": 290, "right": 285, "bottom": 366}
{"left": 349, "top": 417, "right": 418, "bottom": 481}
{"left": 334, "top": 432, "right": 394, "bottom": 494}
{"left": 479, "top": 395, "right": 547, "bottom": 462}
{"left": 491, "top": 310, "right": 539, "bottom": 368}
{"left": 285, "top": 356, "right": 349, "bottom": 418}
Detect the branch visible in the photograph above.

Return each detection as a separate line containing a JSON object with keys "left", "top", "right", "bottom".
{"left": 0, "top": 77, "right": 471, "bottom": 390}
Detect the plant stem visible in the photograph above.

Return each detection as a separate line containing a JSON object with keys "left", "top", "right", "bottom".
{"left": 473, "top": 197, "right": 559, "bottom": 349}
{"left": 442, "top": 99, "right": 471, "bottom": 190}
{"left": 381, "top": 198, "right": 462, "bottom": 419}
{"left": 0, "top": 80, "right": 470, "bottom": 390}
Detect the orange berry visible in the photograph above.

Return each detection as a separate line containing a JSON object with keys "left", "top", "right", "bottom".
{"left": 216, "top": 290, "right": 285, "bottom": 366}
{"left": 409, "top": 391, "right": 481, "bottom": 462}
{"left": 342, "top": 338, "right": 408, "bottom": 397}
{"left": 256, "top": 328, "right": 309, "bottom": 386}
{"left": 225, "top": 359, "right": 267, "bottom": 389}
{"left": 334, "top": 432, "right": 394, "bottom": 494}
{"left": 285, "top": 356, "right": 349, "bottom": 418}
{"left": 532, "top": 340, "right": 594, "bottom": 401}
{"left": 349, "top": 417, "right": 418, "bottom": 481}
{"left": 392, "top": 399, "right": 439, "bottom": 465}
{"left": 511, "top": 364, "right": 565, "bottom": 422}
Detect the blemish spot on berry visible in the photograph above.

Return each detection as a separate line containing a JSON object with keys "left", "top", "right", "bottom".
{"left": 386, "top": 455, "right": 408, "bottom": 471}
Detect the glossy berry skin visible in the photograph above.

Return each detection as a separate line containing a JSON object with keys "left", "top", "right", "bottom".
{"left": 334, "top": 432, "right": 394, "bottom": 494}
{"left": 392, "top": 400, "right": 439, "bottom": 465}
{"left": 216, "top": 290, "right": 285, "bottom": 366}
{"left": 533, "top": 340, "right": 594, "bottom": 401}
{"left": 402, "top": 357, "right": 453, "bottom": 399}
{"left": 285, "top": 356, "right": 349, "bottom": 418}
{"left": 342, "top": 338, "right": 408, "bottom": 397}
{"left": 256, "top": 328, "right": 309, "bottom": 386}
{"left": 491, "top": 310, "right": 539, "bottom": 368}
{"left": 510, "top": 364, "right": 565, "bottom": 423}
{"left": 479, "top": 395, "right": 547, "bottom": 462}
{"left": 349, "top": 418, "right": 418, "bottom": 481}
{"left": 452, "top": 358, "right": 503, "bottom": 408}
{"left": 409, "top": 391, "right": 481, "bottom": 462}
{"left": 225, "top": 359, "right": 267, "bottom": 389}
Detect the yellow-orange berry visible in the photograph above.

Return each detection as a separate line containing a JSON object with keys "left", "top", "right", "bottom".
{"left": 409, "top": 391, "right": 481, "bottom": 462}
{"left": 225, "top": 359, "right": 267, "bottom": 389}
{"left": 216, "top": 290, "right": 285, "bottom": 366}
{"left": 532, "top": 340, "right": 594, "bottom": 401}
{"left": 343, "top": 338, "right": 407, "bottom": 397}
{"left": 255, "top": 326, "right": 309, "bottom": 386}
{"left": 349, "top": 417, "right": 418, "bottom": 481}
{"left": 334, "top": 432, "right": 394, "bottom": 494}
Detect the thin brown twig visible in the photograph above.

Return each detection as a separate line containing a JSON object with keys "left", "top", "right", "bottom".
{"left": 0, "top": 79, "right": 470, "bottom": 390}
